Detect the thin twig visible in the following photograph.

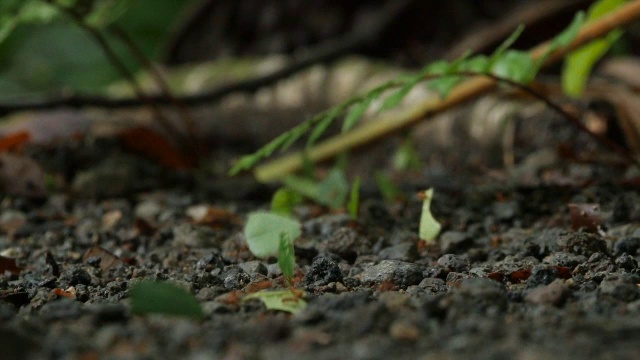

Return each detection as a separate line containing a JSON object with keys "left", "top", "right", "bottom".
{"left": 253, "top": 0, "right": 640, "bottom": 182}
{"left": 48, "top": 4, "right": 194, "bottom": 156}
{"left": 461, "top": 71, "right": 640, "bottom": 168}
{"left": 109, "top": 25, "right": 202, "bottom": 155}
{"left": 0, "top": 0, "right": 413, "bottom": 116}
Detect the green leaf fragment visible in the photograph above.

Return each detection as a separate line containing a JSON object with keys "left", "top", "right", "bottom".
{"left": 562, "top": 0, "right": 626, "bottom": 97}
{"left": 343, "top": 98, "right": 372, "bottom": 132}
{"left": 491, "top": 25, "right": 525, "bottom": 63}
{"left": 419, "top": 188, "right": 441, "bottom": 242}
{"left": 490, "top": 50, "right": 537, "bottom": 84}
{"left": 348, "top": 176, "right": 361, "bottom": 220}
{"left": 271, "top": 188, "right": 304, "bottom": 216}
{"left": 278, "top": 233, "right": 295, "bottom": 284}
{"left": 243, "top": 289, "right": 307, "bottom": 314}
{"left": 375, "top": 172, "right": 402, "bottom": 202}
{"left": 130, "top": 281, "right": 204, "bottom": 320}
{"left": 307, "top": 107, "right": 342, "bottom": 146}
{"left": 244, "top": 212, "right": 301, "bottom": 257}
{"left": 317, "top": 168, "right": 349, "bottom": 209}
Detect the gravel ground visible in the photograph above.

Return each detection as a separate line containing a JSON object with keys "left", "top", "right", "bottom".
{"left": 2, "top": 133, "right": 640, "bottom": 360}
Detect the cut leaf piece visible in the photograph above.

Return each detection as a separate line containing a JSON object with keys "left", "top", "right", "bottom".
{"left": 244, "top": 212, "right": 301, "bottom": 257}
{"left": 418, "top": 188, "right": 441, "bottom": 242}
{"left": 271, "top": 188, "right": 304, "bottom": 216}
{"left": 562, "top": 0, "right": 625, "bottom": 97}
{"left": 243, "top": 289, "right": 307, "bottom": 314}
{"left": 278, "top": 233, "right": 295, "bottom": 284}
{"left": 348, "top": 176, "right": 361, "bottom": 220}
{"left": 130, "top": 281, "right": 204, "bottom": 320}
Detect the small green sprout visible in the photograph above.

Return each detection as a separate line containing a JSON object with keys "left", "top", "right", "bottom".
{"left": 278, "top": 232, "right": 295, "bottom": 284}
{"left": 348, "top": 176, "right": 361, "bottom": 220}
{"left": 418, "top": 188, "right": 441, "bottom": 243}
{"left": 271, "top": 188, "right": 304, "bottom": 216}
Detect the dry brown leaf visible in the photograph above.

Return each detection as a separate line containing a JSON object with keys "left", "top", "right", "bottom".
{"left": 83, "top": 245, "right": 123, "bottom": 273}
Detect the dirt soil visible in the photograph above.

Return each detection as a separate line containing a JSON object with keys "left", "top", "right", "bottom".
{"left": 2, "top": 110, "right": 640, "bottom": 360}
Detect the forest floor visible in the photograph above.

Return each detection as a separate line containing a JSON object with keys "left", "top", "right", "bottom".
{"left": 2, "top": 100, "right": 640, "bottom": 360}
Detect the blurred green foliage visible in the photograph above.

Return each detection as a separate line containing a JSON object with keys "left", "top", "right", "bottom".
{"left": 0, "top": 0, "right": 195, "bottom": 97}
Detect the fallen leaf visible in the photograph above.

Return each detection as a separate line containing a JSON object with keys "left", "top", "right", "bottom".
{"left": 243, "top": 289, "right": 307, "bottom": 314}
{"left": 187, "top": 205, "right": 242, "bottom": 227}
{"left": 119, "top": 126, "right": 195, "bottom": 170}
{"left": 83, "top": 245, "right": 123, "bottom": 273}
{"left": 0, "top": 131, "right": 30, "bottom": 152}
{"left": 53, "top": 287, "right": 76, "bottom": 299}
{"left": 130, "top": 281, "right": 204, "bottom": 320}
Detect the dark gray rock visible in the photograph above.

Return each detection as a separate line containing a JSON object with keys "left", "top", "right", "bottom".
{"left": 558, "top": 232, "right": 607, "bottom": 257}
{"left": 305, "top": 257, "right": 343, "bottom": 287}
{"left": 360, "top": 260, "right": 423, "bottom": 287}
{"left": 238, "top": 260, "right": 268, "bottom": 277}
{"left": 599, "top": 274, "right": 640, "bottom": 302}
{"left": 613, "top": 237, "right": 640, "bottom": 256}
{"left": 437, "top": 254, "right": 470, "bottom": 273}
{"left": 542, "top": 252, "right": 587, "bottom": 268}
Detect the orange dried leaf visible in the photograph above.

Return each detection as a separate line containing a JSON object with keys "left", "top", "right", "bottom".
{"left": 120, "top": 126, "right": 195, "bottom": 170}
{"left": 83, "top": 245, "right": 123, "bottom": 273}
{"left": 0, "top": 131, "right": 30, "bottom": 152}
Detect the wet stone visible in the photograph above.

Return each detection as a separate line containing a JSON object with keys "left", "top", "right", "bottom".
{"left": 437, "top": 254, "right": 470, "bottom": 273}
{"left": 558, "top": 232, "right": 607, "bottom": 257}
{"left": 360, "top": 260, "right": 424, "bottom": 288}
{"left": 378, "top": 243, "right": 417, "bottom": 262}
{"left": 305, "top": 257, "right": 343, "bottom": 287}
{"left": 525, "top": 280, "right": 569, "bottom": 306}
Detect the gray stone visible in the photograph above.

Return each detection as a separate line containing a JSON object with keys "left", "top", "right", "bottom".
{"left": 173, "top": 223, "right": 218, "bottom": 248}
{"left": 437, "top": 254, "right": 470, "bottom": 272}
{"left": 439, "top": 231, "right": 473, "bottom": 253}
{"left": 525, "top": 280, "right": 569, "bottom": 306}
{"left": 238, "top": 260, "right": 268, "bottom": 277}
{"left": 360, "top": 260, "right": 423, "bottom": 287}
{"left": 378, "top": 243, "right": 417, "bottom": 262}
